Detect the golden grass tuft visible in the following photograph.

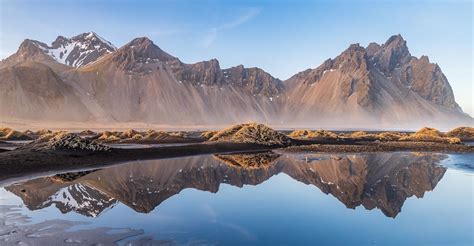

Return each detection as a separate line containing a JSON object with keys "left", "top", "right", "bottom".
{"left": 0, "top": 127, "right": 32, "bottom": 140}
{"left": 288, "top": 129, "right": 339, "bottom": 139}
{"left": 97, "top": 131, "right": 121, "bottom": 142}
{"left": 143, "top": 131, "right": 173, "bottom": 141}
{"left": 208, "top": 122, "right": 292, "bottom": 146}
{"left": 446, "top": 127, "right": 474, "bottom": 140}
{"left": 0, "top": 127, "right": 12, "bottom": 137}
{"left": 399, "top": 127, "right": 460, "bottom": 144}
{"left": 35, "top": 129, "right": 53, "bottom": 135}
{"left": 311, "top": 130, "right": 339, "bottom": 139}
{"left": 375, "top": 132, "right": 404, "bottom": 141}
{"left": 415, "top": 127, "right": 444, "bottom": 137}
{"left": 79, "top": 130, "right": 96, "bottom": 136}
{"left": 120, "top": 129, "right": 141, "bottom": 139}
{"left": 200, "top": 131, "right": 218, "bottom": 139}
{"left": 23, "top": 130, "right": 35, "bottom": 135}
{"left": 288, "top": 129, "right": 312, "bottom": 138}
{"left": 214, "top": 152, "right": 281, "bottom": 169}
{"left": 349, "top": 131, "right": 376, "bottom": 139}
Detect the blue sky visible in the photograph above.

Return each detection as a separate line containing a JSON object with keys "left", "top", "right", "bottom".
{"left": 0, "top": 0, "right": 472, "bottom": 115}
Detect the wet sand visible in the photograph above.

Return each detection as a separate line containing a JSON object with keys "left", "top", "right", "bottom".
{"left": 281, "top": 141, "right": 474, "bottom": 153}
{"left": 0, "top": 139, "right": 472, "bottom": 182}
{"left": 0, "top": 142, "right": 273, "bottom": 181}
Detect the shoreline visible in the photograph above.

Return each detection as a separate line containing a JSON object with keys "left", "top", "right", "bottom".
{"left": 280, "top": 141, "right": 474, "bottom": 153}
{"left": 0, "top": 142, "right": 274, "bottom": 181}
{"left": 0, "top": 140, "right": 473, "bottom": 182}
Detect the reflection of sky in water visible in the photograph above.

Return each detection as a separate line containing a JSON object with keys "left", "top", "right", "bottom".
{"left": 0, "top": 153, "right": 472, "bottom": 245}
{"left": 440, "top": 153, "right": 474, "bottom": 173}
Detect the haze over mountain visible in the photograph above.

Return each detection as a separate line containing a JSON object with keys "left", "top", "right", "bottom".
{"left": 0, "top": 32, "right": 471, "bottom": 129}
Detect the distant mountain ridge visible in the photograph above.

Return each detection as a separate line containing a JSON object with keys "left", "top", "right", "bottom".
{"left": 0, "top": 32, "right": 471, "bottom": 128}
{"left": 1, "top": 32, "right": 115, "bottom": 68}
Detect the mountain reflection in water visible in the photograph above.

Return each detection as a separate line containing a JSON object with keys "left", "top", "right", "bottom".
{"left": 5, "top": 151, "right": 447, "bottom": 218}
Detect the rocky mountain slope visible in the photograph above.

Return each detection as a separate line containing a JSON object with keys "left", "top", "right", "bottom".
{"left": 61, "top": 37, "right": 281, "bottom": 124}
{"left": 0, "top": 33, "right": 470, "bottom": 128}
{"left": 283, "top": 35, "right": 470, "bottom": 128}
{"left": 0, "top": 61, "right": 91, "bottom": 121}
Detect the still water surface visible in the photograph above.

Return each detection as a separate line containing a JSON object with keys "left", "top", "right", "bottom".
{"left": 0, "top": 151, "right": 473, "bottom": 245}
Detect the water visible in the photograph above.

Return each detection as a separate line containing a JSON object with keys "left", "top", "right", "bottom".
{"left": 0, "top": 151, "right": 472, "bottom": 245}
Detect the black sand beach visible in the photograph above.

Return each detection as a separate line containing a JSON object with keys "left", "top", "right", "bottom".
{"left": 0, "top": 139, "right": 472, "bottom": 181}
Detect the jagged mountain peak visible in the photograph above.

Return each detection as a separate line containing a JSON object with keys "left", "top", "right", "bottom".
{"left": 338, "top": 43, "right": 366, "bottom": 59}
{"left": 47, "top": 32, "right": 116, "bottom": 67}
{"left": 332, "top": 43, "right": 369, "bottom": 73}
{"left": 52, "top": 32, "right": 116, "bottom": 49}
{"left": 18, "top": 39, "right": 49, "bottom": 56}
{"left": 418, "top": 55, "right": 430, "bottom": 63}
{"left": 281, "top": 34, "right": 470, "bottom": 126}
{"left": 0, "top": 39, "right": 59, "bottom": 68}
{"left": 381, "top": 34, "right": 410, "bottom": 57}
{"left": 109, "top": 36, "right": 176, "bottom": 70}
{"left": 371, "top": 34, "right": 411, "bottom": 74}
{"left": 366, "top": 42, "right": 381, "bottom": 57}
{"left": 51, "top": 36, "right": 68, "bottom": 48}
{"left": 384, "top": 34, "right": 406, "bottom": 46}
{"left": 127, "top": 36, "right": 154, "bottom": 46}
{"left": 7, "top": 32, "right": 117, "bottom": 68}
{"left": 345, "top": 43, "right": 365, "bottom": 53}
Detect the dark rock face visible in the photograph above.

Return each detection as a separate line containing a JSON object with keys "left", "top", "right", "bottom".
{"left": 287, "top": 43, "right": 377, "bottom": 109}
{"left": 111, "top": 37, "right": 176, "bottom": 71}
{"left": 172, "top": 59, "right": 224, "bottom": 86}
{"left": 108, "top": 38, "right": 283, "bottom": 97}
{"left": 398, "top": 56, "right": 461, "bottom": 110}
{"left": 171, "top": 59, "right": 283, "bottom": 97}
{"left": 370, "top": 34, "right": 411, "bottom": 75}
{"left": 334, "top": 44, "right": 375, "bottom": 107}
{"left": 223, "top": 65, "right": 284, "bottom": 97}
{"left": 366, "top": 35, "right": 461, "bottom": 111}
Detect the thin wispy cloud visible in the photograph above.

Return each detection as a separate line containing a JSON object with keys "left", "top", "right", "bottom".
{"left": 201, "top": 8, "right": 261, "bottom": 48}
{"left": 217, "top": 8, "right": 261, "bottom": 30}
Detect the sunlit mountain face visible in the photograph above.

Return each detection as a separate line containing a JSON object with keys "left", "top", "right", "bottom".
{"left": 0, "top": 33, "right": 471, "bottom": 128}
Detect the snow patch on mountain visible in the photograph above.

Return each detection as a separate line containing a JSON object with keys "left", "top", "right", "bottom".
{"left": 32, "top": 32, "right": 116, "bottom": 67}
{"left": 44, "top": 183, "right": 116, "bottom": 217}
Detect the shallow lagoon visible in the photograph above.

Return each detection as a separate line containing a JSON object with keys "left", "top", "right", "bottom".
{"left": 1, "top": 152, "right": 473, "bottom": 245}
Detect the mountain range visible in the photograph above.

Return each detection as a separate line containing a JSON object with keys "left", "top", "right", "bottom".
{"left": 0, "top": 32, "right": 471, "bottom": 128}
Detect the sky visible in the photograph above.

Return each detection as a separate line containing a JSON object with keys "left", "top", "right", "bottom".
{"left": 0, "top": 0, "right": 473, "bottom": 115}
